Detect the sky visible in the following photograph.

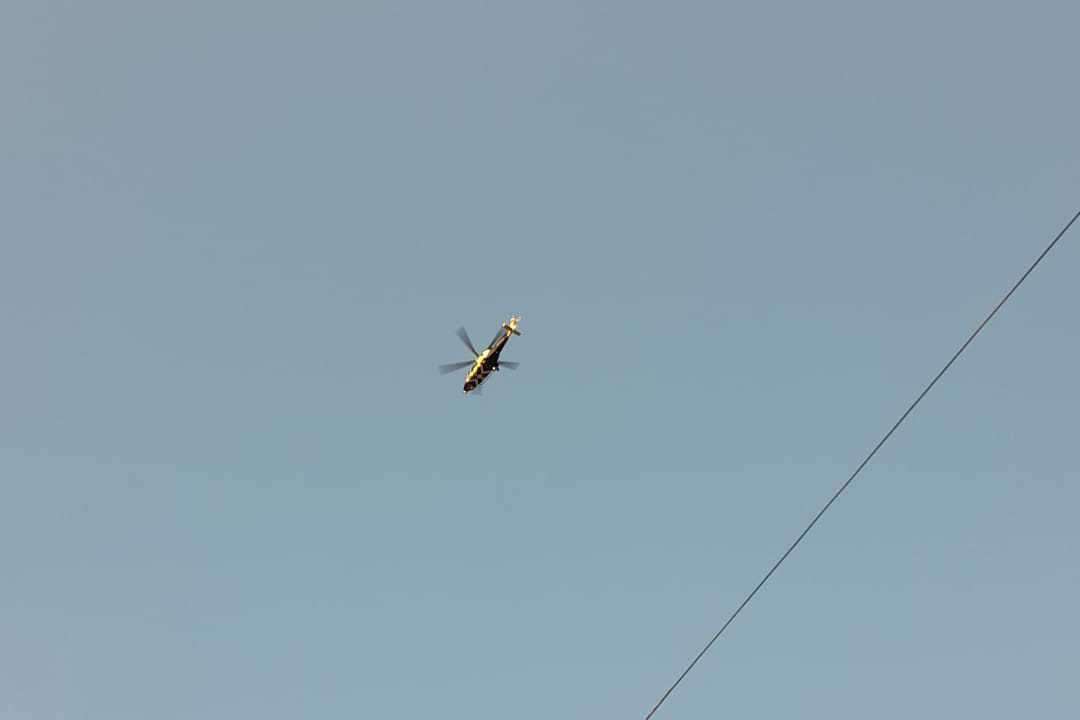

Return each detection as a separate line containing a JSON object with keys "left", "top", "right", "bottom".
{"left": 2, "top": 1, "right": 1079, "bottom": 718}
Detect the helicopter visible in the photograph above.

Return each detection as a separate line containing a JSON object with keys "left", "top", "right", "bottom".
{"left": 439, "top": 315, "right": 522, "bottom": 394}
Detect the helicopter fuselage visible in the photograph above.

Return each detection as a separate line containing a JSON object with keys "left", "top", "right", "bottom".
{"left": 463, "top": 343, "right": 506, "bottom": 393}
{"left": 463, "top": 316, "right": 520, "bottom": 394}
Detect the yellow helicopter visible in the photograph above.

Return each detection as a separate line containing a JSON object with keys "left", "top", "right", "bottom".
{"left": 439, "top": 315, "right": 522, "bottom": 394}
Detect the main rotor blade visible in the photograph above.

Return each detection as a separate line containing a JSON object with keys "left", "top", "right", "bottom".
{"left": 456, "top": 327, "right": 479, "bottom": 357}
{"left": 438, "top": 361, "right": 474, "bottom": 375}
{"left": 499, "top": 361, "right": 520, "bottom": 370}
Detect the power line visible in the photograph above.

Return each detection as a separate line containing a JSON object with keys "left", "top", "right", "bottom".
{"left": 644, "top": 206, "right": 1080, "bottom": 720}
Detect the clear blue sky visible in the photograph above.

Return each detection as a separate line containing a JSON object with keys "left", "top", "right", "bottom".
{"left": 3, "top": 1, "right": 1078, "bottom": 718}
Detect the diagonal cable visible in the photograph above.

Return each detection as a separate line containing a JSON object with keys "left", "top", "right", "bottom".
{"left": 644, "top": 206, "right": 1080, "bottom": 720}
